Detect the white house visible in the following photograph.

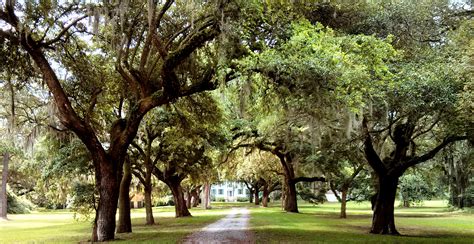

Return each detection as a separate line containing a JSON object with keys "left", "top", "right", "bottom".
{"left": 211, "top": 181, "right": 249, "bottom": 202}
{"left": 325, "top": 191, "right": 338, "bottom": 202}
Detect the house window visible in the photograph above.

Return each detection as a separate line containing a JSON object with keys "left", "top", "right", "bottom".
{"left": 238, "top": 189, "right": 243, "bottom": 195}
{"left": 228, "top": 190, "right": 233, "bottom": 197}
{"left": 212, "top": 189, "right": 216, "bottom": 195}
{"left": 218, "top": 189, "right": 224, "bottom": 195}
{"left": 245, "top": 189, "right": 249, "bottom": 195}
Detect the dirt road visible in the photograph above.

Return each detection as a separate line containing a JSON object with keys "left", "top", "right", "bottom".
{"left": 182, "top": 208, "right": 255, "bottom": 244}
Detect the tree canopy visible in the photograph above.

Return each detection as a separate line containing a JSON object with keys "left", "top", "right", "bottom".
{"left": 0, "top": 0, "right": 472, "bottom": 241}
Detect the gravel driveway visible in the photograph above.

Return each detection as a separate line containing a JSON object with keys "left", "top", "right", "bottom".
{"left": 182, "top": 208, "right": 255, "bottom": 244}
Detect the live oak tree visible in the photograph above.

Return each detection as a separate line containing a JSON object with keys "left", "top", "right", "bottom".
{"left": 127, "top": 108, "right": 173, "bottom": 225}
{"left": 398, "top": 172, "right": 436, "bottom": 208}
{"left": 357, "top": 1, "right": 472, "bottom": 234}
{"left": 0, "top": 1, "right": 236, "bottom": 240}
{"left": 362, "top": 48, "right": 470, "bottom": 234}
{"left": 319, "top": 142, "right": 366, "bottom": 218}
{"left": 131, "top": 93, "right": 224, "bottom": 217}
{"left": 230, "top": 20, "right": 397, "bottom": 213}
{"left": 225, "top": 147, "right": 282, "bottom": 206}
{"left": 440, "top": 141, "right": 474, "bottom": 208}
{"left": 0, "top": 26, "right": 35, "bottom": 219}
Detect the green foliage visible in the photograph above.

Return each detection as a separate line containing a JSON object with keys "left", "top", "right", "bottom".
{"left": 239, "top": 20, "right": 397, "bottom": 109}
{"left": 68, "top": 181, "right": 96, "bottom": 221}
{"left": 215, "top": 197, "right": 226, "bottom": 202}
{"left": 465, "top": 182, "right": 474, "bottom": 208}
{"left": 349, "top": 177, "right": 376, "bottom": 202}
{"left": 7, "top": 187, "right": 35, "bottom": 214}
{"left": 399, "top": 174, "right": 436, "bottom": 207}
{"left": 236, "top": 197, "right": 249, "bottom": 202}
{"left": 25, "top": 134, "right": 93, "bottom": 210}
{"left": 155, "top": 200, "right": 175, "bottom": 207}
{"left": 297, "top": 183, "right": 326, "bottom": 204}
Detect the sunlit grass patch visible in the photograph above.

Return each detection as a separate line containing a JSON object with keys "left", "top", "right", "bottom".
{"left": 249, "top": 201, "right": 474, "bottom": 243}
{"left": 0, "top": 206, "right": 232, "bottom": 243}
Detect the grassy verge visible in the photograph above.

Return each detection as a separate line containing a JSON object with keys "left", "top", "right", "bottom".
{"left": 1, "top": 201, "right": 472, "bottom": 243}
{"left": 0, "top": 204, "right": 244, "bottom": 243}
{"left": 250, "top": 201, "right": 474, "bottom": 243}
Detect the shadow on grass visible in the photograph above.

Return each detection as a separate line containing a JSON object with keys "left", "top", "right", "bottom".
{"left": 296, "top": 208, "right": 453, "bottom": 219}
{"left": 251, "top": 209, "right": 474, "bottom": 243}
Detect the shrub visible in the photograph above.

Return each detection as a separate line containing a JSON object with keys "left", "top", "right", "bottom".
{"left": 236, "top": 197, "right": 249, "bottom": 202}
{"left": 7, "top": 187, "right": 35, "bottom": 214}
{"left": 399, "top": 174, "right": 435, "bottom": 207}
{"left": 68, "top": 182, "right": 96, "bottom": 220}
{"left": 215, "top": 197, "right": 226, "bottom": 202}
{"left": 155, "top": 196, "right": 175, "bottom": 206}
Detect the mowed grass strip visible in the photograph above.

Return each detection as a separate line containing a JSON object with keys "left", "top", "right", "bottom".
{"left": 0, "top": 205, "right": 235, "bottom": 243}
{"left": 250, "top": 201, "right": 474, "bottom": 243}
{"left": 1, "top": 201, "right": 472, "bottom": 243}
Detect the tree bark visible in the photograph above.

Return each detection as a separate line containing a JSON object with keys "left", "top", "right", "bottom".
{"left": 0, "top": 153, "right": 9, "bottom": 219}
{"left": 116, "top": 159, "right": 132, "bottom": 233}
{"left": 340, "top": 188, "right": 347, "bottom": 218}
{"left": 143, "top": 184, "right": 155, "bottom": 225}
{"left": 403, "top": 200, "right": 410, "bottom": 208}
{"left": 249, "top": 189, "right": 254, "bottom": 203}
{"left": 262, "top": 182, "right": 269, "bottom": 207}
{"left": 96, "top": 163, "right": 121, "bottom": 241}
{"left": 167, "top": 179, "right": 191, "bottom": 217}
{"left": 92, "top": 210, "right": 98, "bottom": 242}
{"left": 254, "top": 186, "right": 260, "bottom": 206}
{"left": 370, "top": 177, "right": 400, "bottom": 235}
{"left": 202, "top": 183, "right": 211, "bottom": 209}
{"left": 186, "top": 190, "right": 192, "bottom": 209}
{"left": 191, "top": 188, "right": 200, "bottom": 207}
{"left": 284, "top": 178, "right": 298, "bottom": 213}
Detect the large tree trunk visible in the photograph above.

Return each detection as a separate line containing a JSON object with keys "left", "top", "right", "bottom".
{"left": 144, "top": 184, "right": 155, "bottom": 225}
{"left": 248, "top": 189, "right": 254, "bottom": 203}
{"left": 284, "top": 178, "right": 298, "bottom": 213}
{"left": 340, "top": 188, "right": 347, "bottom": 218}
{"left": 0, "top": 153, "right": 9, "bottom": 219}
{"left": 186, "top": 190, "right": 192, "bottom": 209}
{"left": 191, "top": 188, "right": 200, "bottom": 207}
{"left": 96, "top": 159, "right": 121, "bottom": 241}
{"left": 116, "top": 159, "right": 132, "bottom": 233}
{"left": 370, "top": 177, "right": 400, "bottom": 235}
{"left": 262, "top": 183, "right": 269, "bottom": 207}
{"left": 168, "top": 179, "right": 191, "bottom": 217}
{"left": 202, "top": 183, "right": 211, "bottom": 209}
{"left": 403, "top": 200, "right": 410, "bottom": 208}
{"left": 254, "top": 187, "right": 260, "bottom": 206}
{"left": 92, "top": 210, "right": 99, "bottom": 242}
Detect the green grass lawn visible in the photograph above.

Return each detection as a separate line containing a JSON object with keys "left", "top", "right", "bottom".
{"left": 0, "top": 205, "right": 237, "bottom": 243}
{"left": 0, "top": 201, "right": 472, "bottom": 243}
{"left": 251, "top": 201, "right": 474, "bottom": 243}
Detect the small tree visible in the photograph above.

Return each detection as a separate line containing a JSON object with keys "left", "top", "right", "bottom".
{"left": 398, "top": 173, "right": 435, "bottom": 207}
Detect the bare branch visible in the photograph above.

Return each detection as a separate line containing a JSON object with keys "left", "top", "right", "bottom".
{"left": 41, "top": 15, "right": 88, "bottom": 47}
{"left": 293, "top": 176, "right": 326, "bottom": 184}
{"left": 362, "top": 117, "right": 387, "bottom": 175}
{"left": 156, "top": 0, "right": 174, "bottom": 28}
{"left": 84, "top": 88, "right": 102, "bottom": 124}
{"left": 403, "top": 135, "right": 468, "bottom": 169}
{"left": 412, "top": 115, "right": 441, "bottom": 139}
{"left": 162, "top": 22, "right": 218, "bottom": 71}
{"left": 132, "top": 169, "right": 146, "bottom": 186}
{"left": 131, "top": 141, "right": 146, "bottom": 158}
